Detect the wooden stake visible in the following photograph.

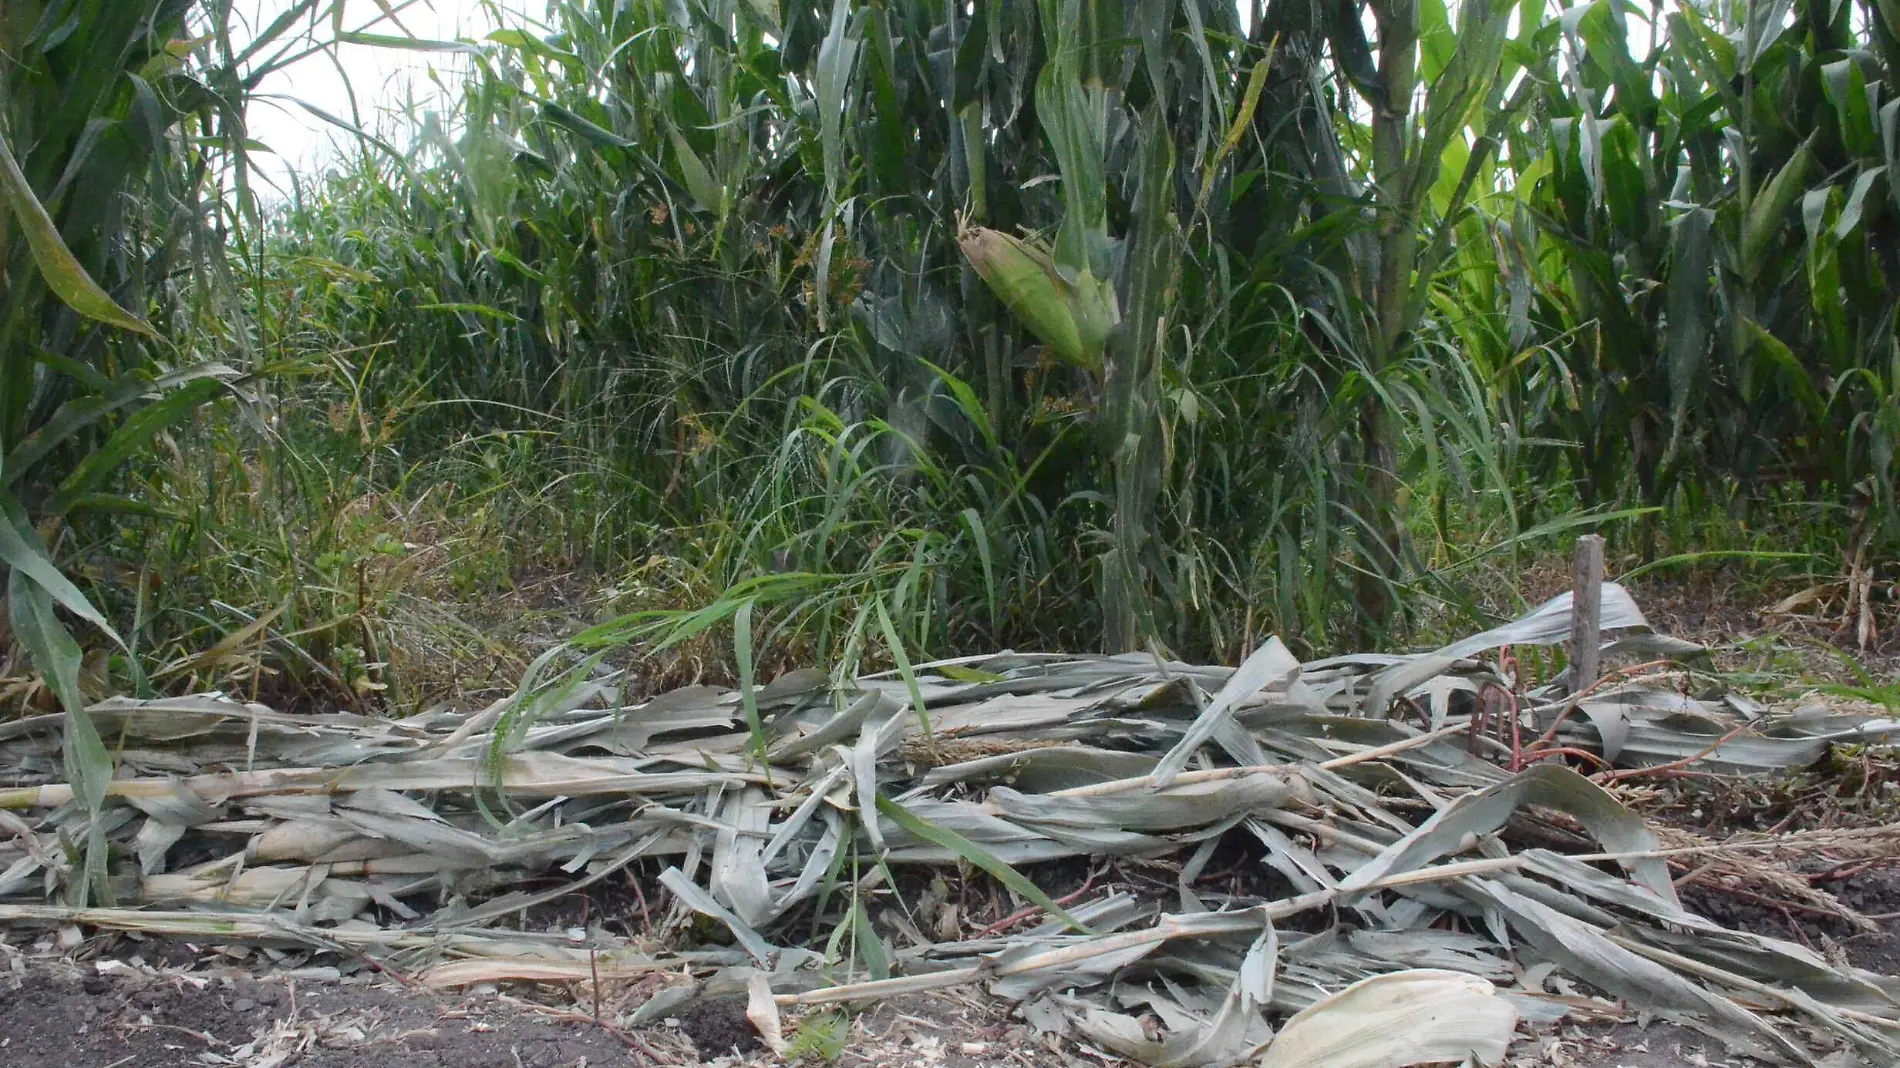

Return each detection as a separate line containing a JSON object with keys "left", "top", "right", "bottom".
{"left": 1568, "top": 534, "right": 1605, "bottom": 695}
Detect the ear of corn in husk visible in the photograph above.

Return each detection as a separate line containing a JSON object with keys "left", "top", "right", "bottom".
{"left": 957, "top": 224, "right": 1118, "bottom": 371}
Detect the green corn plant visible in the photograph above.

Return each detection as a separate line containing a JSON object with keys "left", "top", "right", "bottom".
{"left": 238, "top": 0, "right": 1553, "bottom": 672}
{"left": 1486, "top": 0, "right": 1897, "bottom": 547}
{"left": 228, "top": 0, "right": 1895, "bottom": 705}
{"left": 1287, "top": 0, "right": 1518, "bottom": 637}
{"left": 0, "top": 0, "right": 341, "bottom": 899}
{"left": 0, "top": 0, "right": 193, "bottom": 902}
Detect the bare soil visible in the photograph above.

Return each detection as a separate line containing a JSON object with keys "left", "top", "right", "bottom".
{"left": 1680, "top": 865, "right": 1900, "bottom": 975}
{"left": 0, "top": 957, "right": 1029, "bottom": 1068}
{"left": 1614, "top": 571, "right": 1899, "bottom": 680}
{"left": 0, "top": 964, "right": 638, "bottom": 1068}
{"left": 1531, "top": 1021, "right": 1771, "bottom": 1068}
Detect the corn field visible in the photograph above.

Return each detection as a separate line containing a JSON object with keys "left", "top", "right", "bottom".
{"left": 1, "top": 3, "right": 1900, "bottom": 1062}
{"left": 148, "top": 0, "right": 1882, "bottom": 686}
{"left": 0, "top": 0, "right": 1890, "bottom": 709}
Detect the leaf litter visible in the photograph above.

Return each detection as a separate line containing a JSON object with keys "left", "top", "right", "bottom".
{"left": 2, "top": 584, "right": 1898, "bottom": 1066}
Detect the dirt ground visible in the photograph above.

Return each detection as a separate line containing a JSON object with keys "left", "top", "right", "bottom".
{"left": 7, "top": 882, "right": 1897, "bottom": 1068}
{"left": 0, "top": 957, "right": 1037, "bottom": 1068}
{"left": 0, "top": 966, "right": 1859, "bottom": 1068}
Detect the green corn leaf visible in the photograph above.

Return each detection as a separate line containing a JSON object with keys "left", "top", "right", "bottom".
{"left": 738, "top": 0, "right": 781, "bottom": 36}
{"left": 537, "top": 100, "right": 637, "bottom": 149}
{"left": 337, "top": 30, "right": 480, "bottom": 53}
{"left": 1883, "top": 99, "right": 1900, "bottom": 213}
{"left": 813, "top": 0, "right": 858, "bottom": 195}
{"left": 5, "top": 376, "right": 155, "bottom": 488}
{"left": 7, "top": 363, "right": 235, "bottom": 493}
{"left": 8, "top": 568, "right": 112, "bottom": 905}
{"left": 1742, "top": 319, "right": 1825, "bottom": 419}
{"left": 1879, "top": 0, "right": 1900, "bottom": 38}
{"left": 666, "top": 124, "right": 722, "bottom": 212}
{"left": 0, "top": 500, "right": 119, "bottom": 643}
{"left": 1325, "top": 0, "right": 1385, "bottom": 110}
{"left": 1419, "top": 0, "right": 1456, "bottom": 81}
{"left": 1820, "top": 59, "right": 1878, "bottom": 158}
{"left": 1414, "top": 0, "right": 1511, "bottom": 210}
{"left": 1740, "top": 136, "right": 1814, "bottom": 280}
{"left": 919, "top": 360, "right": 1000, "bottom": 454}
{"left": 49, "top": 377, "right": 228, "bottom": 515}
{"left": 860, "top": 5, "right": 907, "bottom": 192}
{"left": 486, "top": 29, "right": 585, "bottom": 73}
{"left": 933, "top": 663, "right": 1008, "bottom": 684}
{"left": 1741, "top": 0, "right": 1794, "bottom": 72}
{"left": 951, "top": 2, "right": 991, "bottom": 110}
{"left": 6, "top": 568, "right": 107, "bottom": 805}
{"left": 1600, "top": 119, "right": 1646, "bottom": 237}
{"left": 1835, "top": 166, "right": 1886, "bottom": 240}
{"left": 0, "top": 130, "right": 154, "bottom": 337}
{"left": 492, "top": 249, "right": 547, "bottom": 283}
{"left": 1662, "top": 206, "right": 1713, "bottom": 454}
{"left": 1033, "top": 63, "right": 1110, "bottom": 282}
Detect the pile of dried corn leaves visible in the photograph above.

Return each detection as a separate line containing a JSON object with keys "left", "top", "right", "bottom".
{"left": 3, "top": 585, "right": 1899, "bottom": 1066}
